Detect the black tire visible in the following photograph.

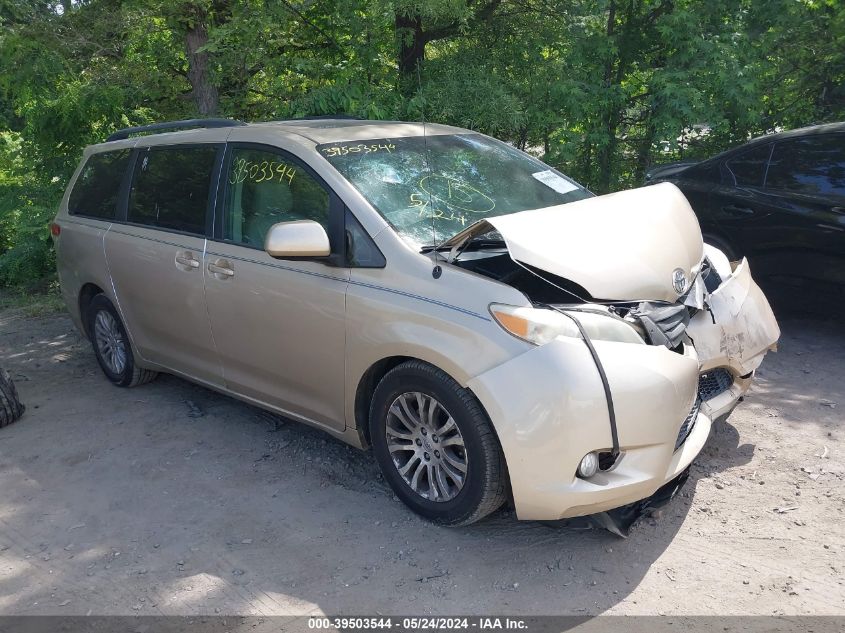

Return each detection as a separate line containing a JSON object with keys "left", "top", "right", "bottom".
{"left": 0, "top": 368, "right": 25, "bottom": 428}
{"left": 369, "top": 360, "right": 507, "bottom": 526}
{"left": 703, "top": 233, "right": 738, "bottom": 261}
{"left": 85, "top": 294, "right": 158, "bottom": 388}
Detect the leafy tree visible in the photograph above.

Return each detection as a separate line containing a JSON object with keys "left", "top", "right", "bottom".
{"left": 0, "top": 0, "right": 842, "bottom": 287}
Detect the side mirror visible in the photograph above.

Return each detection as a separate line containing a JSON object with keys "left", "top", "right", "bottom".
{"left": 264, "top": 220, "right": 330, "bottom": 259}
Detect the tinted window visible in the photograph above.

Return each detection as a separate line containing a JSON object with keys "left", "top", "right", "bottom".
{"left": 128, "top": 146, "right": 217, "bottom": 234}
{"left": 222, "top": 147, "right": 329, "bottom": 247}
{"left": 685, "top": 162, "right": 720, "bottom": 183}
{"left": 766, "top": 135, "right": 845, "bottom": 197}
{"left": 724, "top": 143, "right": 772, "bottom": 187}
{"left": 68, "top": 150, "right": 131, "bottom": 219}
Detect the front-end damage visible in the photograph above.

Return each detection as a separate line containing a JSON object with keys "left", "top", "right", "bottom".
{"left": 453, "top": 183, "right": 780, "bottom": 522}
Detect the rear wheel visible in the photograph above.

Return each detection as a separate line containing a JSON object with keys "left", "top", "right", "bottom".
{"left": 369, "top": 360, "right": 507, "bottom": 526}
{"left": 85, "top": 295, "right": 157, "bottom": 388}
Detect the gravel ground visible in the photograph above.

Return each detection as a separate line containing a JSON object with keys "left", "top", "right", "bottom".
{"left": 0, "top": 302, "right": 842, "bottom": 616}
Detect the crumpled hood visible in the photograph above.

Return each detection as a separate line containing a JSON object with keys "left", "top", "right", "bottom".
{"left": 454, "top": 182, "right": 705, "bottom": 302}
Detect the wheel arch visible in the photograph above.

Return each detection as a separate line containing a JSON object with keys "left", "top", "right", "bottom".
{"left": 352, "top": 354, "right": 503, "bottom": 453}
{"left": 78, "top": 282, "right": 106, "bottom": 338}
{"left": 353, "top": 355, "right": 412, "bottom": 448}
{"left": 701, "top": 230, "right": 739, "bottom": 261}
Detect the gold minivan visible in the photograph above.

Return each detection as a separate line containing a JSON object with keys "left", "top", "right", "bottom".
{"left": 53, "top": 118, "right": 780, "bottom": 525}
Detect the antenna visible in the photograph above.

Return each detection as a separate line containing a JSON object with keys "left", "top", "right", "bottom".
{"left": 416, "top": 63, "right": 442, "bottom": 279}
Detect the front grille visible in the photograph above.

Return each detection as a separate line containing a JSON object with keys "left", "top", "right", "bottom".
{"left": 675, "top": 398, "right": 701, "bottom": 451}
{"left": 698, "top": 368, "right": 733, "bottom": 401}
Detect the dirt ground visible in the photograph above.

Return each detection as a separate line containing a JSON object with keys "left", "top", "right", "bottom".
{"left": 0, "top": 301, "right": 842, "bottom": 616}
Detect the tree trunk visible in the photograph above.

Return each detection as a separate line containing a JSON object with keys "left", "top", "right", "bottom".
{"left": 395, "top": 11, "right": 425, "bottom": 97}
{"left": 594, "top": 0, "right": 619, "bottom": 193}
{"left": 185, "top": 11, "right": 219, "bottom": 116}
{"left": 634, "top": 111, "right": 656, "bottom": 184}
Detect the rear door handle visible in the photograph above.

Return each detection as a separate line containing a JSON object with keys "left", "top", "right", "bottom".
{"left": 175, "top": 251, "right": 200, "bottom": 270}
{"left": 208, "top": 259, "right": 235, "bottom": 279}
{"left": 723, "top": 204, "right": 754, "bottom": 216}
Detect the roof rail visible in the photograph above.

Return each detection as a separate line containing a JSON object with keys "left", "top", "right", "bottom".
{"left": 302, "top": 114, "right": 364, "bottom": 120}
{"left": 106, "top": 118, "right": 247, "bottom": 142}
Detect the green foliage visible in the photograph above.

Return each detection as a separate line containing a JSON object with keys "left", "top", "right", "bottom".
{"left": 0, "top": 132, "right": 60, "bottom": 286}
{"left": 0, "top": 0, "right": 842, "bottom": 287}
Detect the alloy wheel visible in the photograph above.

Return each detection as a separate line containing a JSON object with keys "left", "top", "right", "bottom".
{"left": 384, "top": 391, "right": 468, "bottom": 502}
{"left": 94, "top": 310, "right": 127, "bottom": 375}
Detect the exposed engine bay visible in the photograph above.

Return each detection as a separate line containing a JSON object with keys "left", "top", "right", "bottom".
{"left": 452, "top": 244, "right": 721, "bottom": 352}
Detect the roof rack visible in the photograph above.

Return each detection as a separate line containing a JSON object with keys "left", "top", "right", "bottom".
{"left": 106, "top": 118, "right": 247, "bottom": 142}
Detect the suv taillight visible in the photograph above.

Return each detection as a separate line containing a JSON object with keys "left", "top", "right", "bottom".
{"left": 50, "top": 222, "right": 60, "bottom": 236}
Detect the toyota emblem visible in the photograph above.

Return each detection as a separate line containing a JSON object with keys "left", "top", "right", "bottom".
{"left": 672, "top": 268, "right": 688, "bottom": 294}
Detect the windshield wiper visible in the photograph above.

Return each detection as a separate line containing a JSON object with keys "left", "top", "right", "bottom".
{"left": 421, "top": 238, "right": 504, "bottom": 253}
{"left": 421, "top": 236, "right": 506, "bottom": 257}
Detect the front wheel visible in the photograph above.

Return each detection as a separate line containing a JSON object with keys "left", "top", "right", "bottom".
{"left": 85, "top": 295, "right": 158, "bottom": 388}
{"left": 369, "top": 360, "right": 508, "bottom": 526}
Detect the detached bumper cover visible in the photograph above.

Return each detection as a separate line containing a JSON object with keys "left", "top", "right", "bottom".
{"left": 688, "top": 257, "right": 780, "bottom": 419}
{"left": 687, "top": 257, "right": 779, "bottom": 376}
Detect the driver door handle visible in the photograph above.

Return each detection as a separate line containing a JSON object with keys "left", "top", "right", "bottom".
{"left": 208, "top": 259, "right": 235, "bottom": 279}
{"left": 723, "top": 204, "right": 754, "bottom": 216}
{"left": 175, "top": 251, "right": 200, "bottom": 270}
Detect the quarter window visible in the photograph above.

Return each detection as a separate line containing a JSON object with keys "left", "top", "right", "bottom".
{"left": 766, "top": 135, "right": 845, "bottom": 198}
{"left": 724, "top": 143, "right": 772, "bottom": 187}
{"left": 345, "top": 209, "right": 385, "bottom": 267}
{"left": 222, "top": 147, "right": 329, "bottom": 247}
{"left": 68, "top": 150, "right": 131, "bottom": 219}
{"left": 127, "top": 146, "right": 218, "bottom": 234}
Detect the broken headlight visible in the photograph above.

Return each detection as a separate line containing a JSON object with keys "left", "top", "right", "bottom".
{"left": 489, "top": 304, "right": 644, "bottom": 346}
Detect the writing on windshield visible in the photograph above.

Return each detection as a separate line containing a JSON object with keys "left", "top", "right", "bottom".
{"left": 318, "top": 133, "right": 591, "bottom": 245}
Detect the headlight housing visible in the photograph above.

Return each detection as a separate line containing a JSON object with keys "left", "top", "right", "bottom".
{"left": 490, "top": 304, "right": 644, "bottom": 346}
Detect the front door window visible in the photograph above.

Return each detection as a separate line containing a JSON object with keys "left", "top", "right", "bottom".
{"left": 222, "top": 148, "right": 330, "bottom": 248}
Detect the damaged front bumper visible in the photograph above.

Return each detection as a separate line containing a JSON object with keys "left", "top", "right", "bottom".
{"left": 468, "top": 255, "right": 779, "bottom": 522}
{"left": 688, "top": 257, "right": 780, "bottom": 421}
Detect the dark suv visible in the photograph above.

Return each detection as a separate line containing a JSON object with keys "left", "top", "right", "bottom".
{"left": 647, "top": 122, "right": 845, "bottom": 292}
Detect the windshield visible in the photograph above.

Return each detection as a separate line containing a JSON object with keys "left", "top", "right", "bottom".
{"left": 318, "top": 133, "right": 592, "bottom": 246}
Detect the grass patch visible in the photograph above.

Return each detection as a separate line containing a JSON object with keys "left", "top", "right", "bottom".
{"left": 0, "top": 283, "right": 64, "bottom": 318}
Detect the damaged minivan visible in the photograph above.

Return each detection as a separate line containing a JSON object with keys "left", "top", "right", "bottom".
{"left": 53, "top": 118, "right": 780, "bottom": 526}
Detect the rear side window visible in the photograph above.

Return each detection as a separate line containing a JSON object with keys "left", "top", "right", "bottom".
{"left": 724, "top": 143, "right": 772, "bottom": 187}
{"left": 128, "top": 146, "right": 218, "bottom": 234}
{"left": 766, "top": 135, "right": 845, "bottom": 198}
{"left": 68, "top": 150, "right": 131, "bottom": 219}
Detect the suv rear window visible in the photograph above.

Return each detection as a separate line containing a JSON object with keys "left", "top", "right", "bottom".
{"left": 128, "top": 146, "right": 218, "bottom": 234}
{"left": 68, "top": 150, "right": 131, "bottom": 219}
